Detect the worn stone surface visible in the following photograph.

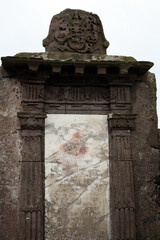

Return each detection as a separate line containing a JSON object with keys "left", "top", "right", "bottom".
{"left": 43, "top": 9, "right": 109, "bottom": 54}
{"left": 45, "top": 114, "right": 110, "bottom": 240}
{"left": 132, "top": 72, "right": 160, "bottom": 239}
{"left": 0, "top": 67, "right": 22, "bottom": 240}
{"left": 11, "top": 52, "right": 139, "bottom": 62}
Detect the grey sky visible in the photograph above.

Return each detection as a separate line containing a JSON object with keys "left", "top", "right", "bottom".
{"left": 1, "top": 0, "right": 159, "bottom": 126}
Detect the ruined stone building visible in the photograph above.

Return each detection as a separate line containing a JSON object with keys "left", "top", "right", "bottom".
{"left": 0, "top": 9, "right": 160, "bottom": 240}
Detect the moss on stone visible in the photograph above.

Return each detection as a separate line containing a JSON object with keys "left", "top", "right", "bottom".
{"left": 146, "top": 72, "right": 157, "bottom": 118}
{"left": 121, "top": 56, "right": 136, "bottom": 62}
{"left": 15, "top": 52, "right": 44, "bottom": 58}
{"left": 14, "top": 52, "right": 138, "bottom": 64}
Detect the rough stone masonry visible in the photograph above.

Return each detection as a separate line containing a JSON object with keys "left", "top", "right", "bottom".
{"left": 0, "top": 8, "right": 160, "bottom": 240}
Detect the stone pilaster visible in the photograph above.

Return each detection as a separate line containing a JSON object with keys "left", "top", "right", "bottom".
{"left": 108, "top": 114, "right": 136, "bottom": 240}
{"left": 18, "top": 112, "right": 46, "bottom": 240}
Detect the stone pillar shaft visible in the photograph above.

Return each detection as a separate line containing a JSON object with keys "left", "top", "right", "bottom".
{"left": 108, "top": 115, "right": 136, "bottom": 239}
{"left": 18, "top": 113, "right": 46, "bottom": 240}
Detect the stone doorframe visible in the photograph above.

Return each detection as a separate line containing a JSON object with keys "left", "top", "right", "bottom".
{"left": 2, "top": 54, "right": 153, "bottom": 239}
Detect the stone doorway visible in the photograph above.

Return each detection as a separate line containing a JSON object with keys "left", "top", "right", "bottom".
{"left": 2, "top": 8, "right": 158, "bottom": 239}
{"left": 45, "top": 114, "right": 110, "bottom": 239}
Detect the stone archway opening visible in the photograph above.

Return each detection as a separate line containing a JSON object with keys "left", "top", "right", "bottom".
{"left": 45, "top": 114, "right": 110, "bottom": 239}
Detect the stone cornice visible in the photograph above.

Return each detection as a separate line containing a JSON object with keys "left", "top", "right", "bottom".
{"left": 1, "top": 53, "right": 153, "bottom": 80}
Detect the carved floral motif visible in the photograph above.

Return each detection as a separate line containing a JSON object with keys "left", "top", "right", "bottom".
{"left": 47, "top": 86, "right": 110, "bottom": 102}
{"left": 109, "top": 118, "right": 135, "bottom": 130}
{"left": 18, "top": 113, "right": 46, "bottom": 130}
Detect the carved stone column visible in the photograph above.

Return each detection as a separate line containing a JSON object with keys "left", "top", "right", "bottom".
{"left": 18, "top": 112, "right": 46, "bottom": 240}
{"left": 108, "top": 114, "right": 136, "bottom": 240}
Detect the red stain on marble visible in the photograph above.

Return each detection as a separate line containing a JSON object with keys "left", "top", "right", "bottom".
{"left": 60, "top": 131, "right": 88, "bottom": 156}
{"left": 72, "top": 132, "right": 81, "bottom": 139}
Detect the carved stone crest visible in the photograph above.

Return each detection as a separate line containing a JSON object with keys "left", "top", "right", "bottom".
{"left": 43, "top": 9, "right": 109, "bottom": 54}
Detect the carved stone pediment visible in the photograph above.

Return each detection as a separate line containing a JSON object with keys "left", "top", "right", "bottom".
{"left": 43, "top": 9, "right": 109, "bottom": 54}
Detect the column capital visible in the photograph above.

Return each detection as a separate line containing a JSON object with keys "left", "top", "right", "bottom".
{"left": 17, "top": 112, "right": 47, "bottom": 130}
{"left": 108, "top": 114, "right": 136, "bottom": 130}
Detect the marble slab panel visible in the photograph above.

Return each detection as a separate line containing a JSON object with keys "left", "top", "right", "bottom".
{"left": 45, "top": 114, "right": 110, "bottom": 240}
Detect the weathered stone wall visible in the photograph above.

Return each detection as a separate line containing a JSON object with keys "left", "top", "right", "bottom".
{"left": 0, "top": 67, "right": 22, "bottom": 240}
{"left": 132, "top": 72, "right": 160, "bottom": 239}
